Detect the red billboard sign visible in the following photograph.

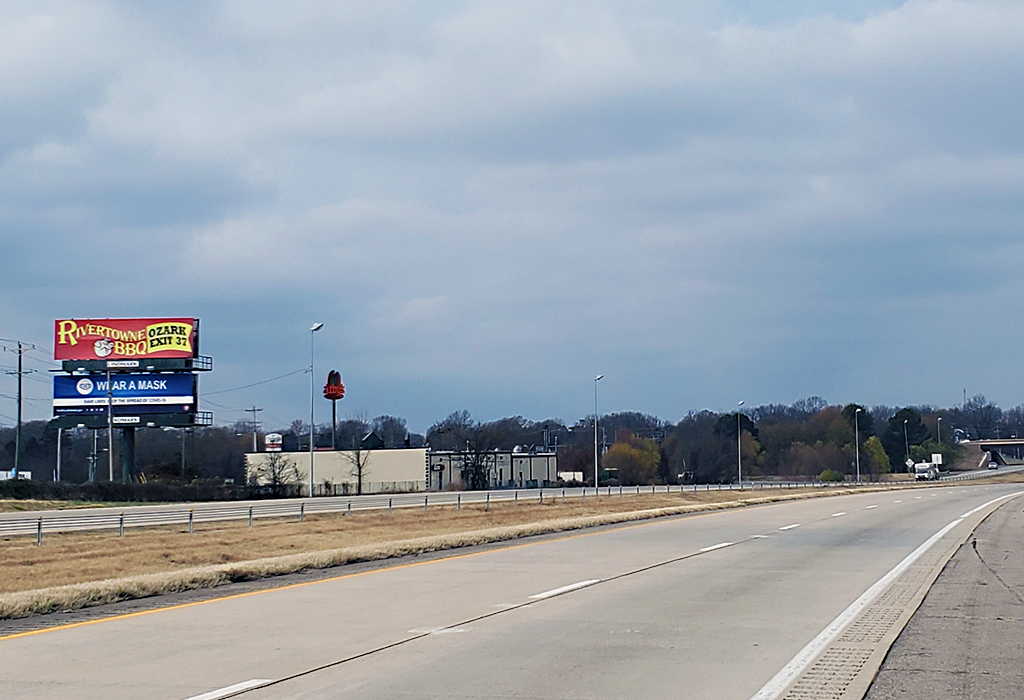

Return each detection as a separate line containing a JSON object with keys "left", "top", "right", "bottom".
{"left": 54, "top": 318, "right": 198, "bottom": 360}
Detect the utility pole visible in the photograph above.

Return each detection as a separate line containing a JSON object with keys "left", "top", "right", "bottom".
{"left": 246, "top": 405, "right": 263, "bottom": 453}
{"left": 3, "top": 341, "right": 37, "bottom": 479}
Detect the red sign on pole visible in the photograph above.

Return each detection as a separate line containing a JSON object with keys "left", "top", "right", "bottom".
{"left": 323, "top": 370, "right": 345, "bottom": 400}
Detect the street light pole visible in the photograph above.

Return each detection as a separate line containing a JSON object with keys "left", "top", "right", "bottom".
{"left": 309, "top": 322, "right": 323, "bottom": 497}
{"left": 855, "top": 407, "right": 862, "bottom": 484}
{"left": 737, "top": 400, "right": 745, "bottom": 490}
{"left": 937, "top": 416, "right": 942, "bottom": 446}
{"left": 594, "top": 375, "right": 603, "bottom": 491}
{"left": 903, "top": 419, "right": 909, "bottom": 470}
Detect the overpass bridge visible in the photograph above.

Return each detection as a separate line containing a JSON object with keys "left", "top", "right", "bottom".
{"left": 964, "top": 439, "right": 1024, "bottom": 465}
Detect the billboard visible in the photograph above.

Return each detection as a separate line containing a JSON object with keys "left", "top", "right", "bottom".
{"left": 54, "top": 318, "right": 198, "bottom": 361}
{"left": 53, "top": 373, "right": 196, "bottom": 416}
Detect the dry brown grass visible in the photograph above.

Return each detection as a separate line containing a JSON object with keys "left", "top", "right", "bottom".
{"left": 0, "top": 491, "right": 765, "bottom": 593}
{"left": 0, "top": 499, "right": 114, "bottom": 513}
{"left": 0, "top": 480, "right": 999, "bottom": 619}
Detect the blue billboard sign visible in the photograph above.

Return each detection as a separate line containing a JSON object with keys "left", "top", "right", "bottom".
{"left": 53, "top": 373, "right": 196, "bottom": 416}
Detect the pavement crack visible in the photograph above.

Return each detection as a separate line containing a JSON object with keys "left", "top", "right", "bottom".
{"left": 971, "top": 542, "right": 1024, "bottom": 605}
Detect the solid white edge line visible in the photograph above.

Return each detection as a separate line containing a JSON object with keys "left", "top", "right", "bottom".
{"left": 748, "top": 491, "right": 1023, "bottom": 700}
{"left": 747, "top": 520, "right": 959, "bottom": 700}
{"left": 778, "top": 524, "right": 801, "bottom": 531}
{"left": 699, "top": 542, "right": 733, "bottom": 552}
{"left": 182, "top": 679, "right": 272, "bottom": 700}
{"left": 528, "top": 579, "right": 600, "bottom": 600}
{"left": 961, "top": 492, "right": 1020, "bottom": 519}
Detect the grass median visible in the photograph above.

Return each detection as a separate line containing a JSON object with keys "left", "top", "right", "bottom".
{"left": 0, "top": 481, "right": 974, "bottom": 619}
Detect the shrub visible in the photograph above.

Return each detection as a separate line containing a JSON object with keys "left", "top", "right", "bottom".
{"left": 818, "top": 469, "right": 845, "bottom": 482}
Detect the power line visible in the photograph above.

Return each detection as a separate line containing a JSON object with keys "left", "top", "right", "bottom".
{"left": 204, "top": 368, "right": 307, "bottom": 395}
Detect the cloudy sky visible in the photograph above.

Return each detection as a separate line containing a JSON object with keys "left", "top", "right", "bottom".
{"left": 2, "top": 0, "right": 1022, "bottom": 433}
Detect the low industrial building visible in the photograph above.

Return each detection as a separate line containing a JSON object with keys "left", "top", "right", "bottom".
{"left": 428, "top": 451, "right": 558, "bottom": 491}
{"left": 246, "top": 448, "right": 428, "bottom": 495}
{"left": 245, "top": 447, "right": 559, "bottom": 495}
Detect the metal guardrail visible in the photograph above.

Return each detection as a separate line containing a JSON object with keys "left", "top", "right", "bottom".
{"left": 940, "top": 465, "right": 1024, "bottom": 482}
{"left": 0, "top": 481, "right": 861, "bottom": 542}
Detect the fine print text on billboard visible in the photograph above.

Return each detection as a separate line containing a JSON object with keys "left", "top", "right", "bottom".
{"left": 53, "top": 373, "right": 196, "bottom": 416}
{"left": 54, "top": 318, "right": 198, "bottom": 361}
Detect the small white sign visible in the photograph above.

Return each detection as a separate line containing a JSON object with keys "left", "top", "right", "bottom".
{"left": 931, "top": 453, "right": 942, "bottom": 465}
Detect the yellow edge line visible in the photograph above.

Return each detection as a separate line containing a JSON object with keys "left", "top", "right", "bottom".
{"left": 0, "top": 504, "right": 727, "bottom": 643}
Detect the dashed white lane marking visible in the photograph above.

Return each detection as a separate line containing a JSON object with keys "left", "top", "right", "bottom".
{"left": 778, "top": 524, "right": 801, "bottom": 531}
{"left": 831, "top": 512, "right": 846, "bottom": 517}
{"left": 699, "top": 542, "right": 734, "bottom": 552}
{"left": 409, "top": 626, "right": 465, "bottom": 635}
{"left": 182, "top": 679, "right": 272, "bottom": 700}
{"left": 528, "top": 579, "right": 600, "bottom": 600}
{"left": 751, "top": 534, "right": 770, "bottom": 539}
{"left": 865, "top": 505, "right": 879, "bottom": 509}
{"left": 894, "top": 500, "right": 902, "bottom": 503}
{"left": 915, "top": 496, "right": 922, "bottom": 499}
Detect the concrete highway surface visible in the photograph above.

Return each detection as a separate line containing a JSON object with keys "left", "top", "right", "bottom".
{"left": 2, "top": 483, "right": 1021, "bottom": 700}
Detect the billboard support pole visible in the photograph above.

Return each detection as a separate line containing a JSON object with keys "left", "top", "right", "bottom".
{"left": 107, "top": 369, "right": 114, "bottom": 482}
{"left": 55, "top": 428, "right": 62, "bottom": 482}
{"left": 121, "top": 426, "right": 135, "bottom": 483}
{"left": 89, "top": 430, "right": 97, "bottom": 482}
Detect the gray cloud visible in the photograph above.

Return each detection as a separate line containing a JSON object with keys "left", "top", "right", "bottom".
{"left": 2, "top": 1, "right": 1022, "bottom": 432}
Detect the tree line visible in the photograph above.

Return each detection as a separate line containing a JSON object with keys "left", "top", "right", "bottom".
{"left": 0, "top": 394, "right": 1016, "bottom": 487}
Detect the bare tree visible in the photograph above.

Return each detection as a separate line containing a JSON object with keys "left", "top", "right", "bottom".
{"left": 342, "top": 444, "right": 372, "bottom": 495}
{"left": 248, "top": 452, "right": 304, "bottom": 497}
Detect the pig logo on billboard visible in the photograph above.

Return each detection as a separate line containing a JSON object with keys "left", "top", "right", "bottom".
{"left": 54, "top": 318, "right": 198, "bottom": 361}
{"left": 94, "top": 338, "right": 115, "bottom": 357}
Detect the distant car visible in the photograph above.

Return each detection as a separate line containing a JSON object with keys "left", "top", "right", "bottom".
{"left": 987, "top": 461, "right": 998, "bottom": 469}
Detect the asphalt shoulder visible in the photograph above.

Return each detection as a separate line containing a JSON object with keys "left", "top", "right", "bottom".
{"left": 865, "top": 499, "right": 1024, "bottom": 699}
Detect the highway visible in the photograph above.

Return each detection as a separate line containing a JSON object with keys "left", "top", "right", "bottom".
{"left": 2, "top": 483, "right": 1021, "bottom": 700}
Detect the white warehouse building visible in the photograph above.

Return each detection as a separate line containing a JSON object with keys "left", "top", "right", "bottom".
{"left": 246, "top": 448, "right": 559, "bottom": 495}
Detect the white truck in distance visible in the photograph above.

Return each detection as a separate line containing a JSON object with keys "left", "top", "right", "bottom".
{"left": 914, "top": 463, "right": 940, "bottom": 481}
